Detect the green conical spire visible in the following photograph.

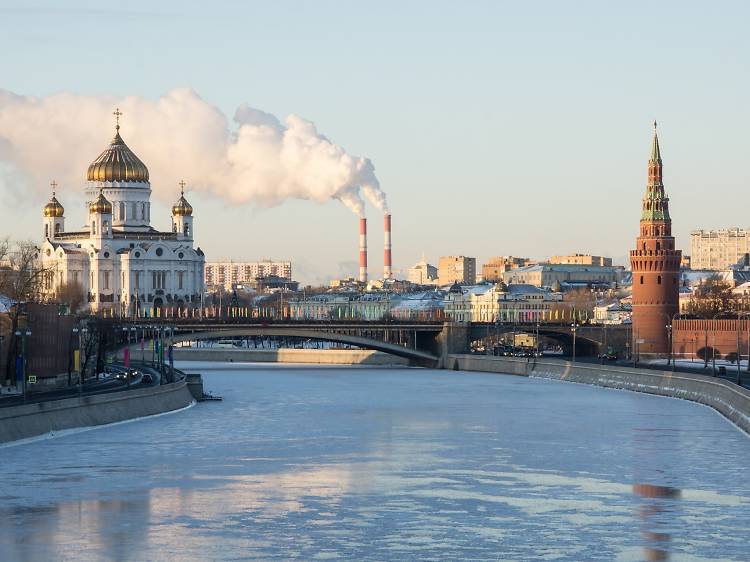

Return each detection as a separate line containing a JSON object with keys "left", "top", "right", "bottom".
{"left": 650, "top": 120, "right": 662, "bottom": 163}
{"left": 641, "top": 121, "right": 669, "bottom": 222}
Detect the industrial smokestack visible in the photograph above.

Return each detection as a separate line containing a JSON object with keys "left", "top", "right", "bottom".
{"left": 383, "top": 213, "right": 392, "bottom": 280}
{"left": 359, "top": 217, "right": 368, "bottom": 283}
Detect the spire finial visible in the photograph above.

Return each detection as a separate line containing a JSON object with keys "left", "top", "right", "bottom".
{"left": 650, "top": 120, "right": 662, "bottom": 163}
{"left": 179, "top": 179, "right": 186, "bottom": 196}
{"left": 113, "top": 107, "right": 123, "bottom": 131}
{"left": 50, "top": 179, "right": 57, "bottom": 197}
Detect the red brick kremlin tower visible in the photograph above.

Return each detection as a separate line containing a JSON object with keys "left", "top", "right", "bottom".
{"left": 630, "top": 122, "right": 681, "bottom": 356}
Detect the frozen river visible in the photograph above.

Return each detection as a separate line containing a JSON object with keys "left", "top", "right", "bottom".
{"left": 1, "top": 364, "right": 749, "bottom": 561}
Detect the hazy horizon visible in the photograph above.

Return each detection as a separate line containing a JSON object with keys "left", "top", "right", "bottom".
{"left": 1, "top": 1, "right": 748, "bottom": 284}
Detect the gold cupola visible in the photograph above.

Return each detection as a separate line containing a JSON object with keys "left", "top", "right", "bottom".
{"left": 89, "top": 188, "right": 113, "bottom": 215}
{"left": 86, "top": 108, "right": 149, "bottom": 183}
{"left": 172, "top": 180, "right": 193, "bottom": 216}
{"left": 43, "top": 182, "right": 65, "bottom": 217}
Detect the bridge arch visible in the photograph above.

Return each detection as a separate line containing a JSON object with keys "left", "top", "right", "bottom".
{"left": 469, "top": 325, "right": 602, "bottom": 356}
{"left": 171, "top": 327, "right": 440, "bottom": 367}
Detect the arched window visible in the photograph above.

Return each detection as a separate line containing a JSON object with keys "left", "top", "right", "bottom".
{"left": 657, "top": 275, "right": 662, "bottom": 285}
{"left": 656, "top": 242, "right": 661, "bottom": 251}
{"left": 184, "top": 223, "right": 190, "bottom": 237}
{"left": 640, "top": 276, "right": 644, "bottom": 284}
{"left": 45, "top": 224, "right": 49, "bottom": 238}
{"left": 54, "top": 223, "right": 61, "bottom": 234}
{"left": 92, "top": 221, "right": 97, "bottom": 235}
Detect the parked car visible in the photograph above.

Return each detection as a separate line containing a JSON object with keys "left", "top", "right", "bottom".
{"left": 141, "top": 373, "right": 153, "bottom": 384}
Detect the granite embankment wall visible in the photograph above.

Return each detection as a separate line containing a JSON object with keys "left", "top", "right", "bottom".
{"left": 172, "top": 348, "right": 409, "bottom": 366}
{"left": 0, "top": 381, "right": 194, "bottom": 445}
{"left": 447, "top": 355, "right": 750, "bottom": 435}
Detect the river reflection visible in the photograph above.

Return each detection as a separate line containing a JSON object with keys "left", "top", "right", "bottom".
{"left": 633, "top": 484, "right": 682, "bottom": 561}
{"left": 0, "top": 365, "right": 749, "bottom": 561}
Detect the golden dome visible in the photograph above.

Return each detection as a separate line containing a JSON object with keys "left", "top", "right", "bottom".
{"left": 172, "top": 180, "right": 193, "bottom": 216}
{"left": 89, "top": 189, "right": 112, "bottom": 214}
{"left": 43, "top": 195, "right": 64, "bottom": 218}
{"left": 86, "top": 124, "right": 149, "bottom": 183}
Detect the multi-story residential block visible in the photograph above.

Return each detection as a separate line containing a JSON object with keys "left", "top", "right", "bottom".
{"left": 205, "top": 260, "right": 292, "bottom": 291}
{"left": 408, "top": 256, "right": 438, "bottom": 285}
{"left": 549, "top": 254, "right": 612, "bottom": 267}
{"left": 438, "top": 256, "right": 476, "bottom": 286}
{"left": 481, "top": 256, "right": 532, "bottom": 282}
{"left": 690, "top": 228, "right": 750, "bottom": 270}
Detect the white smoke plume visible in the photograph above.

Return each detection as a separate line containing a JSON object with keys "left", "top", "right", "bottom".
{"left": 0, "top": 88, "right": 387, "bottom": 215}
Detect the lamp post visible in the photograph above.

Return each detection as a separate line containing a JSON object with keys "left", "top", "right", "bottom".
{"left": 570, "top": 323, "right": 579, "bottom": 363}
{"left": 665, "top": 323, "right": 673, "bottom": 371}
{"left": 78, "top": 327, "right": 87, "bottom": 395}
{"left": 67, "top": 327, "right": 77, "bottom": 386}
{"left": 711, "top": 312, "right": 723, "bottom": 377}
{"left": 737, "top": 312, "right": 750, "bottom": 385}
{"left": 130, "top": 326, "right": 136, "bottom": 368}
{"left": 14, "top": 329, "right": 32, "bottom": 403}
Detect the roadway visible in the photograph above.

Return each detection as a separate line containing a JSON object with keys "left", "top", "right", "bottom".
{"left": 531, "top": 353, "right": 750, "bottom": 389}
{"left": 0, "top": 363, "right": 169, "bottom": 408}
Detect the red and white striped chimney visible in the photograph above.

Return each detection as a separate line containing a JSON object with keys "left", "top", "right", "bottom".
{"left": 359, "top": 217, "right": 368, "bottom": 283}
{"left": 383, "top": 213, "right": 392, "bottom": 280}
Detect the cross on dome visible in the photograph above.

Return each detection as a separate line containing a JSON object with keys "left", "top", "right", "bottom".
{"left": 50, "top": 179, "right": 58, "bottom": 196}
{"left": 113, "top": 108, "right": 123, "bottom": 131}
{"left": 87, "top": 109, "right": 149, "bottom": 183}
{"left": 172, "top": 180, "right": 193, "bottom": 217}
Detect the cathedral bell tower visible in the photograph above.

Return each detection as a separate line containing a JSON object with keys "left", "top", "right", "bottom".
{"left": 89, "top": 187, "right": 113, "bottom": 242}
{"left": 172, "top": 180, "right": 194, "bottom": 241}
{"left": 629, "top": 122, "right": 681, "bottom": 356}
{"left": 43, "top": 180, "right": 65, "bottom": 240}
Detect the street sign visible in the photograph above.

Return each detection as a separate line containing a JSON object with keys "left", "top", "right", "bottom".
{"left": 28, "top": 376, "right": 37, "bottom": 384}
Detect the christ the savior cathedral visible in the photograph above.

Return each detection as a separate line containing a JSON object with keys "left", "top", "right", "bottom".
{"left": 40, "top": 110, "right": 205, "bottom": 317}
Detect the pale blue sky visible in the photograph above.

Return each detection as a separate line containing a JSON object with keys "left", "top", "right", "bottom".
{"left": 1, "top": 1, "right": 748, "bottom": 284}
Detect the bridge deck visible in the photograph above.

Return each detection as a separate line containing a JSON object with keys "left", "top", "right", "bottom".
{"left": 171, "top": 327, "right": 440, "bottom": 365}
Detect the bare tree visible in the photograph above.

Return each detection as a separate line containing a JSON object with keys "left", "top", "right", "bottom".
{"left": 56, "top": 282, "right": 86, "bottom": 315}
{"left": 686, "top": 275, "right": 740, "bottom": 317}
{"left": 563, "top": 287, "right": 597, "bottom": 322}
{"left": 1, "top": 239, "right": 52, "bottom": 384}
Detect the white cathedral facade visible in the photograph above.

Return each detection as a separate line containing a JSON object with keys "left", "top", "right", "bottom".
{"left": 40, "top": 113, "right": 205, "bottom": 317}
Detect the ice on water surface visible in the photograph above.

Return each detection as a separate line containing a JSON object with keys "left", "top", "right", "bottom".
{"left": 1, "top": 363, "right": 748, "bottom": 561}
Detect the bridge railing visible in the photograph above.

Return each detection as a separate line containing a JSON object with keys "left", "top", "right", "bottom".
{"left": 97, "top": 303, "right": 448, "bottom": 324}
